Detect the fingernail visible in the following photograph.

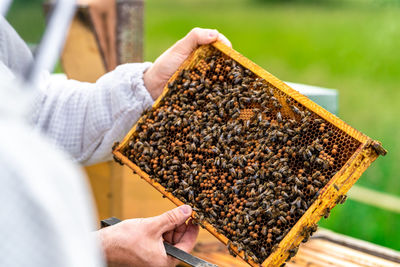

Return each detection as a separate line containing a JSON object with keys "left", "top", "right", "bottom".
{"left": 179, "top": 205, "right": 192, "bottom": 215}
{"left": 209, "top": 30, "right": 217, "bottom": 38}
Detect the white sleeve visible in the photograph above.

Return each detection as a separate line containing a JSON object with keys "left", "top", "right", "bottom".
{"left": 0, "top": 119, "right": 105, "bottom": 267}
{"left": 31, "top": 62, "right": 154, "bottom": 165}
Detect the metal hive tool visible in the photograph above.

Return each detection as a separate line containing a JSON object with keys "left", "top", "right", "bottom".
{"left": 112, "top": 41, "right": 386, "bottom": 266}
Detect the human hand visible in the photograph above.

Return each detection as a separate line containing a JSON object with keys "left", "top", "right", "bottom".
{"left": 143, "top": 28, "right": 232, "bottom": 100}
{"left": 97, "top": 205, "right": 199, "bottom": 267}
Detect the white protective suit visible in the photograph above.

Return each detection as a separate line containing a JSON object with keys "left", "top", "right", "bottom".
{"left": 0, "top": 15, "right": 154, "bottom": 266}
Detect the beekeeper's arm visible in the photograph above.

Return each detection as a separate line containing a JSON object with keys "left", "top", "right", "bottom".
{"left": 32, "top": 28, "right": 231, "bottom": 165}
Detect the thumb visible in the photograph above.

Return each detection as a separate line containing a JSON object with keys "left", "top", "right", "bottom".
{"left": 172, "top": 28, "right": 219, "bottom": 56}
{"left": 152, "top": 205, "right": 193, "bottom": 234}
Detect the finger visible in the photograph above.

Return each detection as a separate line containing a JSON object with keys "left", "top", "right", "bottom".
{"left": 172, "top": 222, "right": 188, "bottom": 244}
{"left": 218, "top": 33, "right": 232, "bottom": 48}
{"left": 172, "top": 28, "right": 220, "bottom": 56}
{"left": 151, "top": 205, "right": 192, "bottom": 234}
{"left": 163, "top": 230, "right": 174, "bottom": 244}
{"left": 174, "top": 220, "right": 199, "bottom": 253}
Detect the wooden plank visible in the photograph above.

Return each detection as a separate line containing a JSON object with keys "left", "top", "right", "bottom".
{"left": 186, "top": 231, "right": 400, "bottom": 267}
{"left": 61, "top": 8, "right": 106, "bottom": 82}
{"left": 314, "top": 229, "right": 400, "bottom": 264}
{"left": 302, "top": 239, "right": 396, "bottom": 267}
{"left": 85, "top": 163, "right": 112, "bottom": 221}
{"left": 291, "top": 244, "right": 362, "bottom": 267}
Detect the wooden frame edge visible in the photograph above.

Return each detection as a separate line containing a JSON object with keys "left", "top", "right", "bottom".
{"left": 112, "top": 41, "right": 385, "bottom": 267}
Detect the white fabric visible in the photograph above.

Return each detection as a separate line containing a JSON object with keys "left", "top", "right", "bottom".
{"left": 0, "top": 16, "right": 33, "bottom": 77}
{"left": 0, "top": 15, "right": 156, "bottom": 267}
{"left": 0, "top": 70, "right": 104, "bottom": 267}
{"left": 32, "top": 62, "right": 154, "bottom": 165}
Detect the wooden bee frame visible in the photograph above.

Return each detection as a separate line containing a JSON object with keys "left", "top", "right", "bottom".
{"left": 113, "top": 41, "right": 386, "bottom": 266}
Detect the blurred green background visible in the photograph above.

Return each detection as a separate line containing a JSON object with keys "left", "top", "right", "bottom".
{"left": 6, "top": 0, "right": 399, "bottom": 251}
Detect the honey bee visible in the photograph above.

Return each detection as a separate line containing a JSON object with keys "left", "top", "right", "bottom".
{"left": 288, "top": 247, "right": 298, "bottom": 258}
{"left": 322, "top": 207, "right": 331, "bottom": 219}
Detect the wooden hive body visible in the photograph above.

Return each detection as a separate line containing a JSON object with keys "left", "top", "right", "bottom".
{"left": 113, "top": 41, "right": 385, "bottom": 266}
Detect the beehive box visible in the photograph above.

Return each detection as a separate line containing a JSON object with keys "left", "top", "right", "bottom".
{"left": 112, "top": 41, "right": 386, "bottom": 266}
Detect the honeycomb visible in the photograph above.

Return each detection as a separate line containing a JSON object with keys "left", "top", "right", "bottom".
{"left": 120, "top": 45, "right": 364, "bottom": 265}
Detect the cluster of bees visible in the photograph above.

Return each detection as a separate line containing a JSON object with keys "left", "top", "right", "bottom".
{"left": 123, "top": 48, "right": 360, "bottom": 264}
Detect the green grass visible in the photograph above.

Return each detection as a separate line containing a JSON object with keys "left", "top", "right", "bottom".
{"left": 6, "top": 0, "right": 400, "bottom": 251}
{"left": 319, "top": 199, "right": 400, "bottom": 250}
